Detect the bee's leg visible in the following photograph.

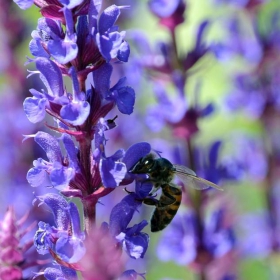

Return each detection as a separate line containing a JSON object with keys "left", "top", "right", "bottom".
{"left": 143, "top": 197, "right": 159, "bottom": 206}
{"left": 124, "top": 187, "right": 134, "bottom": 194}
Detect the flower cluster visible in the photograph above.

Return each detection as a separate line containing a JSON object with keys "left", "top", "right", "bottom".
{"left": 13, "top": 0, "right": 156, "bottom": 278}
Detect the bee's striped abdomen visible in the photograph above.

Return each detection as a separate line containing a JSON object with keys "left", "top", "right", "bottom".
{"left": 150, "top": 184, "right": 182, "bottom": 232}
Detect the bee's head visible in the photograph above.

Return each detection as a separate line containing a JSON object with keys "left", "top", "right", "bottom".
{"left": 130, "top": 154, "right": 155, "bottom": 174}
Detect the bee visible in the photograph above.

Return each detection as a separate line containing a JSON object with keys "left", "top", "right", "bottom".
{"left": 131, "top": 153, "right": 223, "bottom": 232}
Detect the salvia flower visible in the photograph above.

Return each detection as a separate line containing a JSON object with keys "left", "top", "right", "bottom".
{"left": 26, "top": 131, "right": 79, "bottom": 191}
{"left": 106, "top": 194, "right": 150, "bottom": 259}
{"left": 93, "top": 63, "right": 135, "bottom": 115}
{"left": 34, "top": 193, "right": 85, "bottom": 270}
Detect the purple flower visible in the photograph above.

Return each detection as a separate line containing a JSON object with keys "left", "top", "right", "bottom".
{"left": 148, "top": 0, "right": 186, "bottom": 30}
{"left": 183, "top": 20, "right": 210, "bottom": 71}
{"left": 194, "top": 141, "right": 242, "bottom": 185}
{"left": 94, "top": 4, "right": 130, "bottom": 62}
{"left": 34, "top": 193, "right": 85, "bottom": 269}
{"left": 94, "top": 119, "right": 150, "bottom": 188}
{"left": 26, "top": 131, "right": 79, "bottom": 191}
{"left": 108, "top": 194, "right": 150, "bottom": 259}
{"left": 93, "top": 63, "right": 135, "bottom": 115}
{"left": 13, "top": 0, "right": 33, "bottom": 10}
{"left": 23, "top": 58, "right": 90, "bottom": 125}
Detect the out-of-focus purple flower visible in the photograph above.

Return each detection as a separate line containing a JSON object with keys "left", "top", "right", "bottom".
{"left": 213, "top": 0, "right": 269, "bottom": 9}
{"left": 14, "top": 0, "right": 90, "bottom": 19}
{"left": 26, "top": 131, "right": 79, "bottom": 191}
{"left": 212, "top": 17, "right": 263, "bottom": 63}
{"left": 253, "top": 11, "right": 280, "bottom": 59}
{"left": 13, "top": 0, "right": 33, "bottom": 9}
{"left": 119, "top": 269, "right": 146, "bottom": 280}
{"left": 107, "top": 194, "right": 150, "bottom": 259}
{"left": 157, "top": 210, "right": 235, "bottom": 266}
{"left": 146, "top": 81, "right": 214, "bottom": 139}
{"left": 80, "top": 226, "right": 125, "bottom": 280}
{"left": 232, "top": 136, "right": 268, "bottom": 181}
{"left": 0, "top": 207, "right": 44, "bottom": 280}
{"left": 224, "top": 71, "right": 280, "bottom": 118}
{"left": 183, "top": 20, "right": 210, "bottom": 71}
{"left": 148, "top": 0, "right": 186, "bottom": 30}
{"left": 34, "top": 193, "right": 85, "bottom": 270}
{"left": 238, "top": 210, "right": 273, "bottom": 258}
{"left": 194, "top": 141, "right": 243, "bottom": 186}
{"left": 129, "top": 20, "right": 209, "bottom": 84}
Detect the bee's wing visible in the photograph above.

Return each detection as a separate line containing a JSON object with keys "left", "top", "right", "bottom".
{"left": 173, "top": 164, "right": 224, "bottom": 191}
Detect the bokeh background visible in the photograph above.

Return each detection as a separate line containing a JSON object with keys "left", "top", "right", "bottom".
{"left": 2, "top": 0, "right": 280, "bottom": 279}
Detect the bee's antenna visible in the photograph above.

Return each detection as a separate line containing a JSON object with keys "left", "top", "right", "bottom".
{"left": 152, "top": 149, "right": 163, "bottom": 158}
